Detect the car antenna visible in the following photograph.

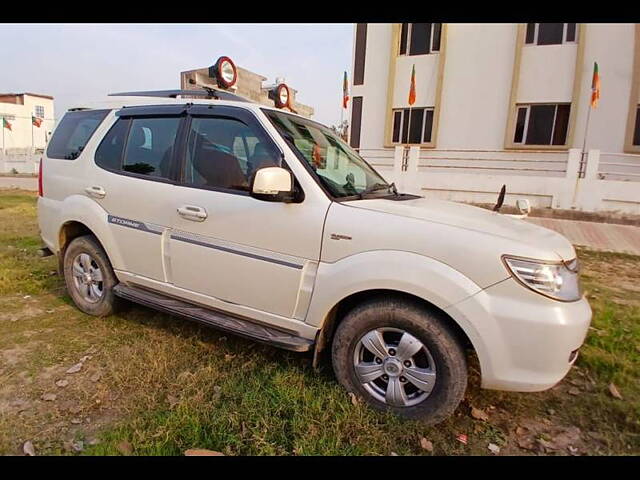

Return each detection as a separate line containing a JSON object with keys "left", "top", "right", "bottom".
{"left": 493, "top": 184, "right": 506, "bottom": 212}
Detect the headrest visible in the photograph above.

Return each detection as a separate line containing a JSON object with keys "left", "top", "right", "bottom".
{"left": 252, "top": 143, "right": 270, "bottom": 157}
{"left": 130, "top": 127, "right": 147, "bottom": 148}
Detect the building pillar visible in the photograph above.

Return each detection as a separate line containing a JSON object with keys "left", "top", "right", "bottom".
{"left": 393, "top": 146, "right": 405, "bottom": 190}
{"left": 557, "top": 148, "right": 582, "bottom": 209}
{"left": 407, "top": 146, "right": 421, "bottom": 195}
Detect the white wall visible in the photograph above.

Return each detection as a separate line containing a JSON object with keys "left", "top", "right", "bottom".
{"left": 518, "top": 44, "right": 577, "bottom": 103}
{"left": 350, "top": 23, "right": 392, "bottom": 151}
{"left": 0, "top": 153, "right": 40, "bottom": 174}
{"left": 393, "top": 54, "right": 439, "bottom": 108}
{"left": 354, "top": 23, "right": 637, "bottom": 155}
{"left": 353, "top": 24, "right": 640, "bottom": 214}
{"left": 375, "top": 147, "right": 640, "bottom": 214}
{"left": 438, "top": 23, "right": 517, "bottom": 150}
{"left": 571, "top": 23, "right": 635, "bottom": 153}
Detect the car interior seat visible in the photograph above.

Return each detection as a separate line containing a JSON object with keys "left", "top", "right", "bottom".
{"left": 191, "top": 133, "right": 248, "bottom": 190}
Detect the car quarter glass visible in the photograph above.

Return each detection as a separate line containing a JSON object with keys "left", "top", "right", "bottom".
{"left": 46, "top": 110, "right": 110, "bottom": 160}
{"left": 95, "top": 118, "right": 130, "bottom": 171}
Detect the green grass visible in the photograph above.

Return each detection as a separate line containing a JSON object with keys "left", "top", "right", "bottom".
{"left": 0, "top": 189, "right": 638, "bottom": 456}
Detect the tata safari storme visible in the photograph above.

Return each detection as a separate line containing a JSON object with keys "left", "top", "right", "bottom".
{"left": 37, "top": 57, "right": 591, "bottom": 424}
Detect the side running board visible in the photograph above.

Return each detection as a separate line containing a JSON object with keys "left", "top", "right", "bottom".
{"left": 113, "top": 284, "right": 314, "bottom": 352}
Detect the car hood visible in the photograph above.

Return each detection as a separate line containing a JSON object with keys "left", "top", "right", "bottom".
{"left": 345, "top": 196, "right": 576, "bottom": 261}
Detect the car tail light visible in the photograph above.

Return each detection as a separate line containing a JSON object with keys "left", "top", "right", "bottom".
{"left": 38, "top": 158, "right": 43, "bottom": 197}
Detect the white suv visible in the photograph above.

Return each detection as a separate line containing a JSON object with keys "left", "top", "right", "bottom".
{"left": 37, "top": 88, "right": 591, "bottom": 424}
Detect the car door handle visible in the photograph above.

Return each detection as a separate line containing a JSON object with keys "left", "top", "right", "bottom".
{"left": 177, "top": 205, "right": 208, "bottom": 222}
{"left": 85, "top": 186, "right": 106, "bottom": 199}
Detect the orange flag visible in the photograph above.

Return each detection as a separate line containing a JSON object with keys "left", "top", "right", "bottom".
{"left": 342, "top": 71, "right": 349, "bottom": 109}
{"left": 408, "top": 64, "right": 416, "bottom": 106}
{"left": 591, "top": 62, "right": 600, "bottom": 108}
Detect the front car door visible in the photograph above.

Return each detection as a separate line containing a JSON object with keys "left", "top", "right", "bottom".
{"left": 168, "top": 105, "right": 329, "bottom": 319}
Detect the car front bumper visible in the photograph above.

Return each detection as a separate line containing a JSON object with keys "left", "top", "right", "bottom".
{"left": 444, "top": 277, "right": 592, "bottom": 392}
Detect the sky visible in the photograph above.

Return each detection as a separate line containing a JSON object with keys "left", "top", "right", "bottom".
{"left": 0, "top": 23, "right": 353, "bottom": 126}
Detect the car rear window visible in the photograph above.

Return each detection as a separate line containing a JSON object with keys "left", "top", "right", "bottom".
{"left": 46, "top": 110, "right": 110, "bottom": 160}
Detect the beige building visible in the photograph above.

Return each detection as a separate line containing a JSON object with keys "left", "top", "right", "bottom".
{"left": 0, "top": 92, "right": 55, "bottom": 153}
{"left": 180, "top": 65, "right": 314, "bottom": 118}
{"left": 348, "top": 23, "right": 640, "bottom": 214}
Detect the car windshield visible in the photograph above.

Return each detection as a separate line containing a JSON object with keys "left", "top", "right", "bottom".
{"left": 263, "top": 109, "right": 391, "bottom": 199}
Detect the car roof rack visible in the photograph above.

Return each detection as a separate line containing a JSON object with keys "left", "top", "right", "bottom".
{"left": 108, "top": 88, "right": 251, "bottom": 103}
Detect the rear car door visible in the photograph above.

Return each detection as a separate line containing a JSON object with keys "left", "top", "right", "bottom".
{"left": 91, "top": 106, "right": 185, "bottom": 282}
{"left": 168, "top": 105, "right": 328, "bottom": 319}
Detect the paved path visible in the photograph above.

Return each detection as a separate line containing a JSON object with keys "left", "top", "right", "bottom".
{"left": 526, "top": 217, "right": 640, "bottom": 256}
{"left": 0, "top": 177, "right": 37, "bottom": 190}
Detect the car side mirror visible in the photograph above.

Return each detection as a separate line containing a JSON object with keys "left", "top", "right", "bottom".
{"left": 250, "top": 166, "right": 295, "bottom": 203}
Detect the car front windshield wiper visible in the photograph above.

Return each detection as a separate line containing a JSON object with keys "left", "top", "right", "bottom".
{"left": 358, "top": 182, "right": 391, "bottom": 199}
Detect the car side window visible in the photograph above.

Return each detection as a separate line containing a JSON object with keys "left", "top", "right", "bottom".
{"left": 47, "top": 110, "right": 109, "bottom": 160}
{"left": 95, "top": 118, "right": 129, "bottom": 171}
{"left": 182, "top": 116, "right": 280, "bottom": 192}
{"left": 121, "top": 117, "right": 180, "bottom": 178}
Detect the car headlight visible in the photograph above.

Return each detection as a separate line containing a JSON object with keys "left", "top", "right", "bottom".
{"left": 503, "top": 256, "right": 582, "bottom": 302}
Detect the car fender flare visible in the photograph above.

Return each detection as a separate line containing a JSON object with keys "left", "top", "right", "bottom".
{"left": 306, "top": 250, "right": 498, "bottom": 372}
{"left": 56, "top": 194, "right": 125, "bottom": 271}
{"left": 308, "top": 249, "right": 489, "bottom": 334}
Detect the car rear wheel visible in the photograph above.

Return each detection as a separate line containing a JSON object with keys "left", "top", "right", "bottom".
{"left": 331, "top": 297, "right": 468, "bottom": 424}
{"left": 63, "top": 235, "right": 121, "bottom": 317}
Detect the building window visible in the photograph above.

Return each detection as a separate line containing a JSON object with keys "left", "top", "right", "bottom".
{"left": 350, "top": 97, "right": 363, "bottom": 149}
{"left": 525, "top": 23, "right": 578, "bottom": 46}
{"left": 513, "top": 104, "right": 571, "bottom": 146}
{"left": 392, "top": 107, "right": 434, "bottom": 144}
{"left": 633, "top": 106, "right": 640, "bottom": 146}
{"left": 399, "top": 23, "right": 441, "bottom": 56}
{"left": 34, "top": 105, "right": 45, "bottom": 118}
{"left": 353, "top": 24, "right": 368, "bottom": 86}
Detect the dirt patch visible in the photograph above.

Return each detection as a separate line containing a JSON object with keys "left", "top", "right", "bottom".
{"left": 0, "top": 305, "right": 45, "bottom": 323}
{"left": 1, "top": 344, "right": 32, "bottom": 366}
{"left": 0, "top": 337, "right": 125, "bottom": 454}
{"left": 503, "top": 419, "right": 586, "bottom": 455}
{"left": 578, "top": 249, "right": 640, "bottom": 305}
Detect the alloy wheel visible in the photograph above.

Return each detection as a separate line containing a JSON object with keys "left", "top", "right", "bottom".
{"left": 353, "top": 327, "right": 436, "bottom": 407}
{"left": 71, "top": 253, "right": 104, "bottom": 303}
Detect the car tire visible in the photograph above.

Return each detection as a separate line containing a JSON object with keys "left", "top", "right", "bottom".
{"left": 63, "top": 234, "right": 121, "bottom": 317}
{"left": 331, "top": 297, "right": 468, "bottom": 424}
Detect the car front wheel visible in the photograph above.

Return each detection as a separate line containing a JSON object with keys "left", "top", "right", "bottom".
{"left": 331, "top": 297, "right": 468, "bottom": 424}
